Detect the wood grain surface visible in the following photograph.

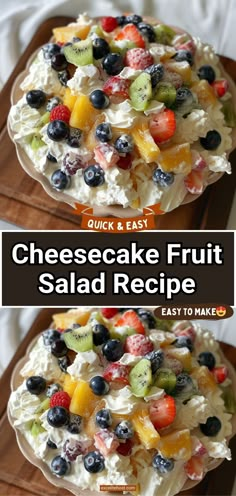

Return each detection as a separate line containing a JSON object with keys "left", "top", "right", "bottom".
{"left": 0, "top": 17, "right": 236, "bottom": 230}
{"left": 0, "top": 309, "right": 235, "bottom": 496}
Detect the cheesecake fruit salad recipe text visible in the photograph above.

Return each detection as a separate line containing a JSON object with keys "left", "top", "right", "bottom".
{"left": 8, "top": 307, "right": 236, "bottom": 496}
{"left": 8, "top": 13, "right": 236, "bottom": 212}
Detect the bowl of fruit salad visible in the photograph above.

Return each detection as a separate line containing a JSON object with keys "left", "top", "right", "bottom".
{"left": 8, "top": 13, "right": 236, "bottom": 217}
{"left": 8, "top": 307, "right": 236, "bottom": 496}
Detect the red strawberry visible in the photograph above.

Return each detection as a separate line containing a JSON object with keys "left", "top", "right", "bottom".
{"left": 184, "top": 170, "right": 204, "bottom": 195}
{"left": 124, "top": 334, "right": 153, "bottom": 356}
{"left": 149, "top": 395, "right": 176, "bottom": 430}
{"left": 191, "top": 436, "right": 207, "bottom": 456}
{"left": 94, "top": 429, "right": 119, "bottom": 456}
{"left": 116, "top": 439, "right": 133, "bottom": 456}
{"left": 176, "top": 40, "right": 196, "bottom": 55}
{"left": 115, "top": 310, "right": 146, "bottom": 335}
{"left": 117, "top": 153, "right": 133, "bottom": 170}
{"left": 103, "top": 363, "right": 130, "bottom": 385}
{"left": 101, "top": 16, "right": 118, "bottom": 33}
{"left": 212, "top": 366, "right": 228, "bottom": 384}
{"left": 191, "top": 150, "right": 207, "bottom": 171}
{"left": 184, "top": 455, "right": 204, "bottom": 481}
{"left": 103, "top": 76, "right": 131, "bottom": 98}
{"left": 149, "top": 109, "right": 176, "bottom": 144}
{"left": 175, "top": 326, "right": 196, "bottom": 342}
{"left": 94, "top": 143, "right": 120, "bottom": 169}
{"left": 101, "top": 308, "right": 119, "bottom": 319}
{"left": 124, "top": 48, "right": 154, "bottom": 70}
{"left": 50, "top": 104, "right": 71, "bottom": 124}
{"left": 50, "top": 391, "right": 71, "bottom": 410}
{"left": 212, "top": 79, "right": 229, "bottom": 98}
{"left": 115, "top": 24, "right": 145, "bottom": 49}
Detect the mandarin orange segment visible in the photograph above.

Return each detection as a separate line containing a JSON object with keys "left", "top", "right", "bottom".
{"left": 192, "top": 80, "right": 218, "bottom": 108}
{"left": 69, "top": 381, "right": 99, "bottom": 417}
{"left": 53, "top": 25, "right": 91, "bottom": 43}
{"left": 158, "top": 429, "right": 192, "bottom": 461}
{"left": 158, "top": 143, "right": 192, "bottom": 174}
{"left": 69, "top": 95, "right": 99, "bottom": 131}
{"left": 191, "top": 366, "right": 217, "bottom": 394}
{"left": 63, "top": 375, "right": 78, "bottom": 398}
{"left": 131, "top": 409, "right": 160, "bottom": 449}
{"left": 165, "top": 347, "right": 192, "bottom": 372}
{"left": 131, "top": 122, "right": 161, "bottom": 163}
{"left": 53, "top": 310, "right": 91, "bottom": 329}
{"left": 63, "top": 88, "right": 77, "bottom": 112}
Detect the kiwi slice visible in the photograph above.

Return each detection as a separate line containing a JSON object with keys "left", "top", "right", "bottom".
{"left": 31, "top": 134, "right": 46, "bottom": 150}
{"left": 154, "top": 368, "right": 176, "bottom": 394}
{"left": 38, "top": 111, "right": 50, "bottom": 127}
{"left": 110, "top": 39, "right": 137, "bottom": 55}
{"left": 129, "top": 358, "right": 152, "bottom": 397}
{"left": 155, "top": 82, "right": 176, "bottom": 108}
{"left": 222, "top": 100, "right": 236, "bottom": 128}
{"left": 154, "top": 25, "right": 176, "bottom": 45}
{"left": 110, "top": 326, "right": 136, "bottom": 342}
{"left": 155, "top": 319, "right": 175, "bottom": 332}
{"left": 63, "top": 324, "right": 93, "bottom": 352}
{"left": 31, "top": 419, "right": 46, "bottom": 437}
{"left": 35, "top": 397, "right": 50, "bottom": 414}
{"left": 64, "top": 38, "right": 93, "bottom": 67}
{"left": 222, "top": 387, "right": 236, "bottom": 414}
{"left": 88, "top": 24, "right": 105, "bottom": 38}
{"left": 129, "top": 73, "right": 152, "bottom": 111}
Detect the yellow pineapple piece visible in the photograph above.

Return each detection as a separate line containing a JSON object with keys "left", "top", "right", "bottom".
{"left": 70, "top": 95, "right": 99, "bottom": 131}
{"left": 63, "top": 375, "right": 78, "bottom": 398}
{"left": 191, "top": 366, "right": 217, "bottom": 394}
{"left": 132, "top": 122, "right": 160, "bottom": 163}
{"left": 53, "top": 25, "right": 91, "bottom": 43}
{"left": 84, "top": 400, "right": 105, "bottom": 437}
{"left": 158, "top": 143, "right": 192, "bottom": 174}
{"left": 192, "top": 80, "right": 218, "bottom": 108}
{"left": 160, "top": 47, "right": 176, "bottom": 62}
{"left": 70, "top": 381, "right": 99, "bottom": 418}
{"left": 165, "top": 61, "right": 192, "bottom": 84}
{"left": 53, "top": 309, "right": 91, "bottom": 329}
{"left": 131, "top": 198, "right": 140, "bottom": 209}
{"left": 63, "top": 88, "right": 77, "bottom": 111}
{"left": 131, "top": 409, "right": 160, "bottom": 449}
{"left": 158, "top": 429, "right": 192, "bottom": 461}
{"left": 85, "top": 114, "right": 105, "bottom": 152}
{"left": 166, "top": 347, "right": 192, "bottom": 372}
{"left": 159, "top": 331, "right": 176, "bottom": 348}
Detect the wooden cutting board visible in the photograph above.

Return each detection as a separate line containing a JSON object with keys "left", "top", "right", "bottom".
{"left": 0, "top": 308, "right": 236, "bottom": 496}
{"left": 0, "top": 16, "right": 236, "bottom": 230}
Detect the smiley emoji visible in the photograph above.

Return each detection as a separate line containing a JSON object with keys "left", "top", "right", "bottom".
{"left": 216, "top": 306, "right": 226, "bottom": 317}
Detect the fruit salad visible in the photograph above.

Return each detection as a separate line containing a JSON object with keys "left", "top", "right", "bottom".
{"left": 8, "top": 13, "right": 236, "bottom": 212}
{"left": 8, "top": 308, "right": 236, "bottom": 496}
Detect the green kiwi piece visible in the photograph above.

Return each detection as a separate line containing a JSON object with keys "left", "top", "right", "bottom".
{"left": 110, "top": 326, "right": 136, "bottom": 342}
{"left": 155, "top": 82, "right": 177, "bottom": 107}
{"left": 31, "top": 134, "right": 46, "bottom": 150}
{"left": 38, "top": 111, "right": 50, "bottom": 127}
{"left": 129, "top": 358, "right": 152, "bottom": 397}
{"left": 154, "top": 25, "right": 176, "bottom": 45}
{"left": 129, "top": 73, "right": 152, "bottom": 111}
{"left": 88, "top": 25, "right": 105, "bottom": 38}
{"left": 154, "top": 368, "right": 177, "bottom": 394}
{"left": 31, "top": 419, "right": 46, "bottom": 437}
{"left": 155, "top": 319, "right": 175, "bottom": 332}
{"left": 222, "top": 387, "right": 236, "bottom": 414}
{"left": 64, "top": 38, "right": 93, "bottom": 66}
{"left": 63, "top": 324, "right": 93, "bottom": 352}
{"left": 109, "top": 39, "right": 137, "bottom": 55}
{"left": 222, "top": 100, "right": 236, "bottom": 128}
{"left": 35, "top": 397, "right": 50, "bottom": 414}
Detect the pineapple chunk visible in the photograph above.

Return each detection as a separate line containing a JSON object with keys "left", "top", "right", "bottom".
{"left": 192, "top": 80, "right": 218, "bottom": 108}
{"left": 131, "top": 409, "right": 160, "bottom": 449}
{"left": 70, "top": 94, "right": 99, "bottom": 131}
{"left": 166, "top": 347, "right": 192, "bottom": 372}
{"left": 165, "top": 61, "right": 192, "bottom": 84}
{"left": 132, "top": 122, "right": 160, "bottom": 163}
{"left": 53, "top": 310, "right": 91, "bottom": 329}
{"left": 70, "top": 381, "right": 99, "bottom": 418}
{"left": 158, "top": 429, "right": 192, "bottom": 461}
{"left": 191, "top": 366, "right": 217, "bottom": 394}
{"left": 53, "top": 25, "right": 91, "bottom": 43}
{"left": 158, "top": 143, "right": 192, "bottom": 174}
{"left": 63, "top": 88, "right": 77, "bottom": 111}
{"left": 63, "top": 375, "right": 78, "bottom": 398}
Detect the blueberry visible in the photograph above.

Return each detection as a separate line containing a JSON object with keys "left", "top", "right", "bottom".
{"left": 125, "top": 14, "right": 143, "bottom": 25}
{"left": 102, "top": 339, "right": 124, "bottom": 362}
{"left": 26, "top": 90, "right": 46, "bottom": 109}
{"left": 67, "top": 127, "right": 83, "bottom": 148}
{"left": 96, "top": 408, "right": 112, "bottom": 428}
{"left": 175, "top": 87, "right": 194, "bottom": 108}
{"left": 102, "top": 53, "right": 124, "bottom": 75}
{"left": 51, "top": 456, "right": 70, "bottom": 476}
{"left": 153, "top": 168, "right": 175, "bottom": 187}
{"left": 58, "top": 356, "right": 71, "bottom": 373}
{"left": 47, "top": 438, "right": 57, "bottom": 449}
{"left": 136, "top": 308, "right": 156, "bottom": 329}
{"left": 93, "top": 324, "right": 110, "bottom": 346}
{"left": 46, "top": 383, "right": 62, "bottom": 397}
{"left": 145, "top": 350, "right": 164, "bottom": 374}
{"left": 58, "top": 70, "right": 70, "bottom": 87}
{"left": 198, "top": 64, "right": 216, "bottom": 84}
{"left": 93, "top": 37, "right": 110, "bottom": 59}
{"left": 89, "top": 376, "right": 110, "bottom": 395}
{"left": 51, "top": 170, "right": 70, "bottom": 190}
{"left": 26, "top": 376, "right": 46, "bottom": 395}
{"left": 174, "top": 336, "right": 193, "bottom": 352}
{"left": 67, "top": 413, "right": 83, "bottom": 434}
{"left": 138, "top": 22, "right": 156, "bottom": 42}
{"left": 47, "top": 406, "right": 70, "bottom": 427}
{"left": 47, "top": 120, "right": 69, "bottom": 141}
{"left": 200, "top": 130, "right": 221, "bottom": 150}
{"left": 114, "top": 134, "right": 134, "bottom": 154}
{"left": 174, "top": 50, "right": 193, "bottom": 66}
{"left": 51, "top": 339, "right": 68, "bottom": 357}
{"left": 89, "top": 89, "right": 109, "bottom": 109}
{"left": 84, "top": 165, "right": 105, "bottom": 187}
{"left": 43, "top": 329, "right": 61, "bottom": 346}
{"left": 84, "top": 451, "right": 105, "bottom": 473}
{"left": 175, "top": 373, "right": 193, "bottom": 393}
{"left": 115, "top": 421, "right": 134, "bottom": 439}
{"left": 152, "top": 454, "right": 174, "bottom": 473}
{"left": 51, "top": 53, "right": 68, "bottom": 71}
{"left": 198, "top": 351, "right": 216, "bottom": 370}
{"left": 47, "top": 152, "right": 57, "bottom": 162}
{"left": 43, "top": 43, "right": 61, "bottom": 60}
{"left": 145, "top": 64, "right": 164, "bottom": 88}
{"left": 46, "top": 97, "right": 61, "bottom": 112}
{"left": 95, "top": 123, "right": 112, "bottom": 142}
{"left": 200, "top": 416, "right": 221, "bottom": 436}
{"left": 116, "top": 15, "right": 126, "bottom": 26}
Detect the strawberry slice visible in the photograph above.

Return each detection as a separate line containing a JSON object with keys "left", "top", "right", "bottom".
{"left": 191, "top": 150, "right": 207, "bottom": 171}
{"left": 115, "top": 24, "right": 145, "bottom": 49}
{"left": 175, "top": 40, "right": 196, "bottom": 55}
{"left": 149, "top": 109, "right": 176, "bottom": 144}
{"left": 212, "top": 79, "right": 229, "bottom": 98}
{"left": 94, "top": 429, "right": 119, "bottom": 456}
{"left": 124, "top": 334, "right": 154, "bottom": 356}
{"left": 191, "top": 436, "right": 207, "bottom": 456}
{"left": 124, "top": 48, "right": 154, "bottom": 70}
{"left": 116, "top": 439, "right": 133, "bottom": 456}
{"left": 184, "top": 170, "right": 204, "bottom": 195}
{"left": 94, "top": 143, "right": 120, "bottom": 169}
{"left": 117, "top": 153, "right": 133, "bottom": 170}
{"left": 103, "top": 363, "right": 130, "bottom": 385}
{"left": 149, "top": 395, "right": 176, "bottom": 430}
{"left": 101, "top": 308, "right": 119, "bottom": 319}
{"left": 175, "top": 326, "right": 196, "bottom": 342}
{"left": 115, "top": 310, "right": 146, "bottom": 335}
{"left": 212, "top": 366, "right": 228, "bottom": 384}
{"left": 103, "top": 76, "right": 131, "bottom": 98}
{"left": 184, "top": 455, "right": 205, "bottom": 481}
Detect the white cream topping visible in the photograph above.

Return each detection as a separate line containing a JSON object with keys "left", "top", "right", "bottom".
{"left": 103, "top": 100, "right": 138, "bottom": 129}
{"left": 104, "top": 386, "right": 139, "bottom": 414}
{"left": 20, "top": 335, "right": 63, "bottom": 382}
{"left": 173, "top": 395, "right": 211, "bottom": 430}
{"left": 20, "top": 49, "right": 63, "bottom": 95}
{"left": 67, "top": 65, "right": 102, "bottom": 96}
{"left": 67, "top": 350, "right": 103, "bottom": 380}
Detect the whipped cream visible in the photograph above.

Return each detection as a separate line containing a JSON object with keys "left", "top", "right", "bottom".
{"left": 173, "top": 395, "right": 211, "bottom": 430}
{"left": 20, "top": 335, "right": 63, "bottom": 382}
{"left": 103, "top": 100, "right": 138, "bottom": 129}
{"left": 68, "top": 65, "right": 102, "bottom": 96}
{"left": 104, "top": 386, "right": 139, "bottom": 414}
{"left": 67, "top": 350, "right": 103, "bottom": 380}
{"left": 21, "top": 49, "right": 64, "bottom": 95}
